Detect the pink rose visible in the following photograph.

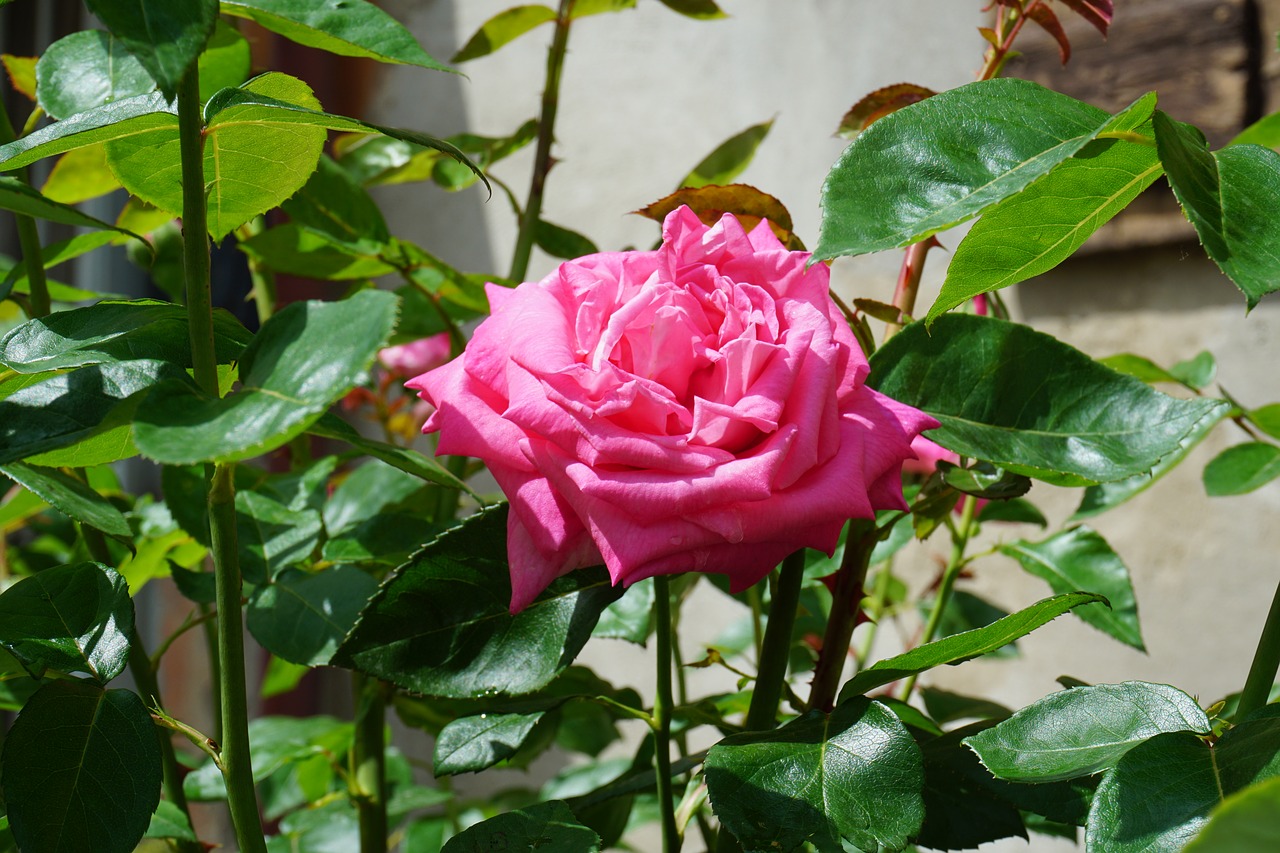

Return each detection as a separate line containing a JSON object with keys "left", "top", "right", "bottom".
{"left": 379, "top": 334, "right": 453, "bottom": 378}
{"left": 410, "top": 207, "right": 937, "bottom": 612}
{"left": 902, "top": 434, "right": 957, "bottom": 477}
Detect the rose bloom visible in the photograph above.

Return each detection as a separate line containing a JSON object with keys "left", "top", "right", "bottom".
{"left": 379, "top": 333, "right": 452, "bottom": 379}
{"left": 411, "top": 206, "right": 938, "bottom": 612}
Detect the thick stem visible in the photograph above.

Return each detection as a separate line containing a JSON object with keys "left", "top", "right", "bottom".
{"left": 81, "top": 524, "right": 197, "bottom": 847}
{"left": 507, "top": 0, "right": 574, "bottom": 283}
{"left": 744, "top": 551, "right": 806, "bottom": 731}
{"left": 0, "top": 100, "right": 51, "bottom": 318}
{"left": 652, "top": 574, "right": 681, "bottom": 853}
{"left": 900, "top": 494, "right": 978, "bottom": 700}
{"left": 208, "top": 463, "right": 268, "bottom": 853}
{"left": 809, "top": 520, "right": 877, "bottom": 713}
{"left": 177, "top": 70, "right": 219, "bottom": 397}
{"left": 352, "top": 673, "right": 389, "bottom": 853}
{"left": 1238, "top": 575, "right": 1280, "bottom": 719}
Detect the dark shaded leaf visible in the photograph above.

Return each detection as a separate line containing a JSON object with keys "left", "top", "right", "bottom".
{"left": 441, "top": 801, "right": 600, "bottom": 852}
{"left": 235, "top": 491, "right": 323, "bottom": 584}
{"left": 83, "top": 0, "right": 217, "bottom": 98}
{"left": 247, "top": 566, "right": 378, "bottom": 665}
{"left": 434, "top": 711, "right": 545, "bottom": 775}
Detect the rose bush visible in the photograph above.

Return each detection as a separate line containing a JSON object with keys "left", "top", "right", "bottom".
{"left": 412, "top": 206, "right": 938, "bottom": 611}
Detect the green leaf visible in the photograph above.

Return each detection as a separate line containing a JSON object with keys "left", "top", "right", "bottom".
{"left": 867, "top": 315, "right": 1231, "bottom": 485}
{"left": 927, "top": 591, "right": 1019, "bottom": 660}
{"left": 1170, "top": 351, "right": 1217, "bottom": 389}
{"left": 938, "top": 461, "right": 1031, "bottom": 500}
{"left": 1183, "top": 775, "right": 1280, "bottom": 852}
{"left": 441, "top": 801, "right": 600, "bottom": 853}
{"left": 977, "top": 497, "right": 1048, "bottom": 526}
{"left": 920, "top": 687, "right": 1011, "bottom": 725}
{"left": 1, "top": 680, "right": 161, "bottom": 853}
{"left": 1086, "top": 713, "right": 1280, "bottom": 851}
{"left": 322, "top": 459, "right": 430, "bottom": 536}
{"left": 0, "top": 562, "right": 134, "bottom": 682}
{"left": 434, "top": 711, "right": 546, "bottom": 776}
{"left": 307, "top": 412, "right": 473, "bottom": 492}
{"left": 840, "top": 593, "right": 1106, "bottom": 700}
{"left": 0, "top": 359, "right": 188, "bottom": 466}
{"left": 0, "top": 92, "right": 177, "bottom": 173}
{"left": 2, "top": 231, "right": 123, "bottom": 299}
{"left": 964, "top": 682, "right": 1210, "bottom": 783}
{"left": 133, "top": 289, "right": 398, "bottom": 464}
{"left": 145, "top": 799, "right": 197, "bottom": 842}
{"left": 999, "top": 526, "right": 1144, "bottom": 651}
{"left": 534, "top": 219, "right": 600, "bottom": 260}
{"left": 185, "top": 714, "right": 354, "bottom": 800}
{"left": 198, "top": 20, "right": 252, "bottom": 100}
{"left": 235, "top": 491, "right": 323, "bottom": 584}
{"left": 1248, "top": 403, "right": 1280, "bottom": 440}
{"left": 1203, "top": 442, "right": 1280, "bottom": 496}
{"left": 681, "top": 119, "right": 773, "bottom": 189}
{"left": 917, "top": 727, "right": 1029, "bottom": 850}
{"left": 1231, "top": 112, "right": 1280, "bottom": 149}
{"left": 336, "top": 118, "right": 537, "bottom": 190}
{"left": 816, "top": 79, "right": 1127, "bottom": 260}
{"left": 35, "top": 30, "right": 156, "bottom": 120}
{"left": 1154, "top": 111, "right": 1280, "bottom": 309}
{"left": 40, "top": 144, "right": 122, "bottom": 204}
{"left": 928, "top": 95, "right": 1161, "bottom": 323}
{"left": 1073, "top": 403, "right": 1228, "bottom": 519}
{"left": 656, "top": 0, "right": 727, "bottom": 19}
{"left": 105, "top": 72, "right": 327, "bottom": 240}
{"left": 322, "top": 512, "right": 438, "bottom": 568}
{"left": 452, "top": 5, "right": 558, "bottom": 63}
{"left": 333, "top": 505, "right": 623, "bottom": 698}
{"left": 0, "top": 299, "right": 250, "bottom": 373}
{"left": 570, "top": 0, "right": 636, "bottom": 17}
{"left": 247, "top": 566, "right": 378, "bottom": 666}
{"left": 705, "top": 697, "right": 924, "bottom": 852}
{"left": 239, "top": 223, "right": 396, "bottom": 280}
{"left": 592, "top": 578, "right": 653, "bottom": 644}
{"left": 281, "top": 154, "right": 390, "bottom": 249}
{"left": 0, "top": 176, "right": 142, "bottom": 239}
{"left": 0, "top": 462, "right": 131, "bottom": 539}
{"left": 221, "top": 0, "right": 453, "bottom": 73}
{"left": 84, "top": 0, "right": 217, "bottom": 98}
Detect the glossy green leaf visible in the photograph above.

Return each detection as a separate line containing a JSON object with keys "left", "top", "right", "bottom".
{"left": 964, "top": 682, "right": 1209, "bottom": 782}
{"left": 133, "top": 290, "right": 398, "bottom": 464}
{"left": 867, "top": 315, "right": 1230, "bottom": 485}
{"left": 680, "top": 119, "right": 773, "bottom": 189}
{"left": 441, "top": 801, "right": 600, "bottom": 853}
{"left": 840, "top": 593, "right": 1105, "bottom": 700}
{"left": 452, "top": 6, "right": 558, "bottom": 63}
{"left": 281, "top": 154, "right": 389, "bottom": 249}
{"left": 83, "top": 0, "right": 216, "bottom": 97}
{"left": 199, "top": 20, "right": 252, "bottom": 100}
{"left": 656, "top": 0, "right": 727, "bottom": 19}
{"left": 1, "top": 680, "right": 161, "bottom": 853}
{"left": 307, "top": 412, "right": 473, "bottom": 492}
{"left": 235, "top": 491, "right": 323, "bottom": 584}
{"left": 322, "top": 459, "right": 431, "bottom": 536}
{"left": 0, "top": 562, "right": 133, "bottom": 682}
{"left": 1154, "top": 111, "right": 1280, "bottom": 309}
{"left": 1183, "top": 775, "right": 1280, "bottom": 852}
{"left": 1203, "top": 442, "right": 1280, "bottom": 496}
{"left": 534, "top": 219, "right": 599, "bottom": 260}
{"left": 434, "top": 711, "right": 545, "bottom": 776}
{"left": 705, "top": 697, "right": 924, "bottom": 852}
{"left": 0, "top": 360, "right": 189, "bottom": 466}
{"left": 333, "top": 505, "right": 623, "bottom": 698}
{"left": 335, "top": 118, "right": 536, "bottom": 189}
{"left": 40, "top": 144, "right": 122, "bottom": 204}
{"left": 247, "top": 566, "right": 378, "bottom": 666}
{"left": 0, "top": 462, "right": 131, "bottom": 539}
{"left": 1000, "top": 526, "right": 1144, "bottom": 650}
{"left": 0, "top": 299, "right": 250, "bottom": 373}
{"left": 1086, "top": 713, "right": 1280, "bottom": 852}
{"left": 0, "top": 92, "right": 176, "bottom": 173}
{"left": 1074, "top": 403, "right": 1227, "bottom": 519}
{"left": 816, "top": 79, "right": 1125, "bottom": 260}
{"left": 592, "top": 578, "right": 653, "bottom": 644}
{"left": 928, "top": 96, "right": 1161, "bottom": 323}
{"left": 221, "top": 0, "right": 452, "bottom": 73}
{"left": 35, "top": 30, "right": 156, "bottom": 120}
{"left": 0, "top": 177, "right": 141, "bottom": 240}
{"left": 239, "top": 223, "right": 396, "bottom": 280}
{"left": 106, "top": 72, "right": 327, "bottom": 240}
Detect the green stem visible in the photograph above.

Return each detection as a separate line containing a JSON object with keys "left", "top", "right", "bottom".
{"left": 80, "top": 524, "right": 197, "bottom": 848}
{"left": 744, "top": 551, "right": 806, "bottom": 731}
{"left": 808, "top": 520, "right": 877, "bottom": 713}
{"left": 0, "top": 99, "right": 51, "bottom": 318}
{"left": 352, "top": 673, "right": 389, "bottom": 853}
{"left": 1238, "top": 575, "right": 1280, "bottom": 719}
{"left": 652, "top": 574, "right": 681, "bottom": 853}
{"left": 177, "top": 69, "right": 218, "bottom": 397}
{"left": 900, "top": 494, "right": 978, "bottom": 701}
{"left": 508, "top": 0, "right": 575, "bottom": 283}
{"left": 208, "top": 463, "right": 268, "bottom": 853}
{"left": 855, "top": 557, "right": 897, "bottom": 668}
{"left": 746, "top": 584, "right": 765, "bottom": 664}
